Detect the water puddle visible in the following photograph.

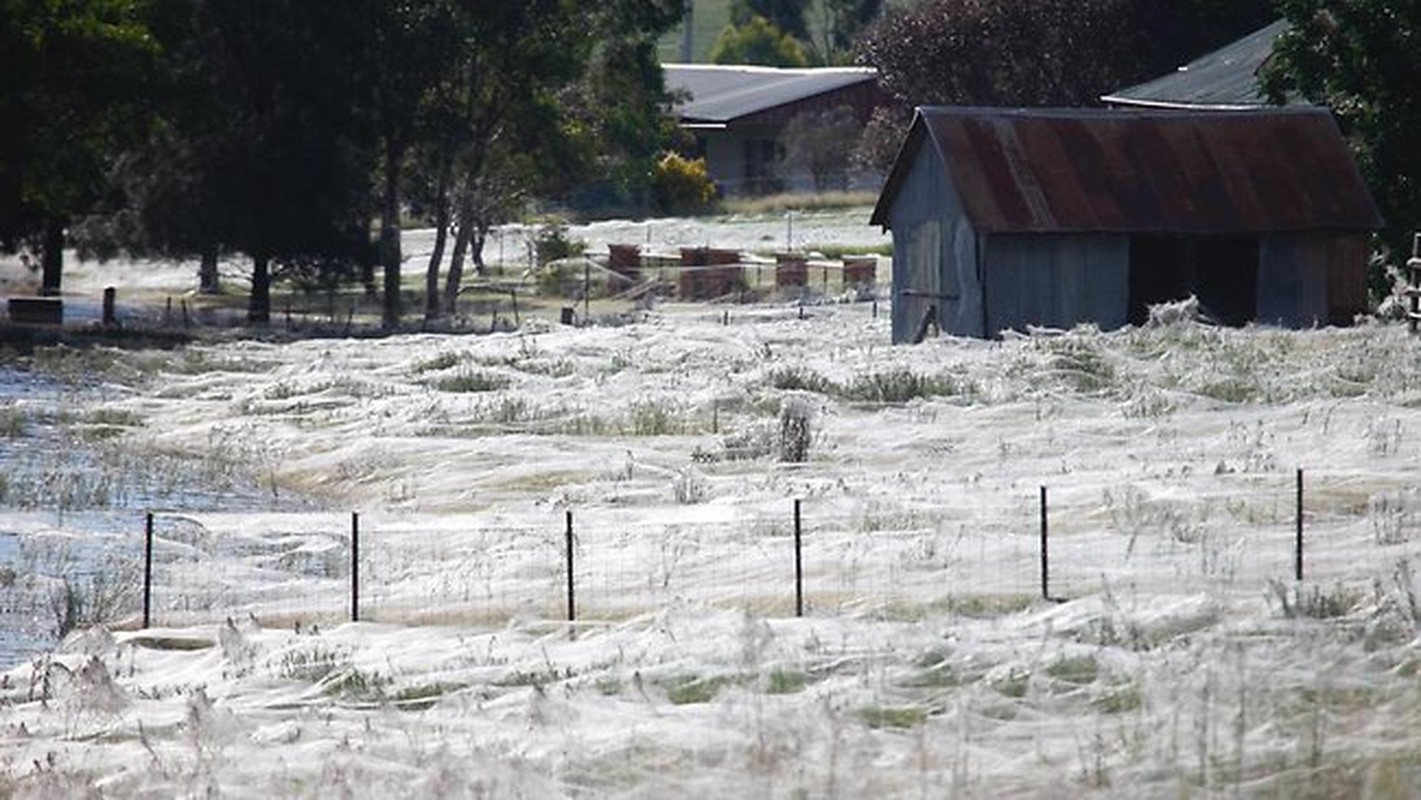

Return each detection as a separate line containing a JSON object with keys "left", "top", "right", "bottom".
{"left": 0, "top": 365, "right": 323, "bottom": 670}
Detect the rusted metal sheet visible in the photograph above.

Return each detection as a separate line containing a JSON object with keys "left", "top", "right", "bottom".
{"left": 882, "top": 107, "right": 1381, "bottom": 235}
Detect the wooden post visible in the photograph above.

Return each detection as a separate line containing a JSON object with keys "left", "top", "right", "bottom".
{"left": 1295, "top": 469, "right": 1304, "bottom": 581}
{"left": 565, "top": 510, "right": 575, "bottom": 622}
{"left": 1039, "top": 486, "right": 1050, "bottom": 601}
{"left": 794, "top": 499, "right": 804, "bottom": 617}
{"left": 1409, "top": 233, "right": 1421, "bottom": 334}
{"left": 102, "top": 287, "right": 117, "bottom": 327}
{"left": 143, "top": 513, "right": 154, "bottom": 628}
{"left": 351, "top": 512, "right": 360, "bottom": 622}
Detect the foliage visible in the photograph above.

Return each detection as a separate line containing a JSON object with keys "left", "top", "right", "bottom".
{"left": 858, "top": 0, "right": 1273, "bottom": 107}
{"left": 778, "top": 106, "right": 860, "bottom": 191}
{"left": 859, "top": 0, "right": 1138, "bottom": 106}
{"left": 776, "top": 397, "right": 813, "bottom": 463}
{"left": 852, "top": 103, "right": 913, "bottom": 180}
{"left": 532, "top": 224, "right": 587, "bottom": 267}
{"left": 0, "top": 0, "right": 160, "bottom": 294}
{"left": 98, "top": 0, "right": 377, "bottom": 323}
{"left": 1262, "top": 0, "right": 1421, "bottom": 283}
{"left": 817, "top": 0, "right": 883, "bottom": 59}
{"left": 731, "top": 0, "right": 807, "bottom": 41}
{"left": 710, "top": 13, "right": 808, "bottom": 67}
{"left": 650, "top": 153, "right": 718, "bottom": 216}
{"left": 422, "top": 0, "right": 682, "bottom": 317}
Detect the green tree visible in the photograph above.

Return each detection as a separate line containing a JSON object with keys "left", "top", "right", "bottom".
{"left": 1262, "top": 0, "right": 1421, "bottom": 274}
{"left": 125, "top": 0, "right": 374, "bottom": 324}
{"left": 710, "top": 14, "right": 808, "bottom": 67}
{"left": 813, "top": 0, "right": 882, "bottom": 64}
{"left": 418, "top": 0, "right": 683, "bottom": 319}
{"left": 0, "top": 0, "right": 158, "bottom": 296}
{"left": 731, "top": 0, "right": 808, "bottom": 41}
{"left": 346, "top": 0, "right": 462, "bottom": 328}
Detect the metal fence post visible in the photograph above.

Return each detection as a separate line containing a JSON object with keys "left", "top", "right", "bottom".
{"left": 565, "top": 510, "right": 576, "bottom": 622}
{"left": 1039, "top": 486, "right": 1050, "bottom": 601}
{"left": 794, "top": 499, "right": 804, "bottom": 617}
{"left": 351, "top": 512, "right": 360, "bottom": 623}
{"left": 143, "top": 512, "right": 154, "bottom": 629}
{"left": 1295, "top": 469, "right": 1304, "bottom": 581}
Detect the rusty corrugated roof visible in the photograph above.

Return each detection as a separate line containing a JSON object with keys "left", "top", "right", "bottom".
{"left": 870, "top": 106, "right": 1382, "bottom": 234}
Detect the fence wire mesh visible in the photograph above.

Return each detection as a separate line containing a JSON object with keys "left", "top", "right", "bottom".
{"left": 5, "top": 470, "right": 1420, "bottom": 639}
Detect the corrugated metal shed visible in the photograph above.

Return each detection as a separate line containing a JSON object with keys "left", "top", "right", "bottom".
{"left": 664, "top": 64, "right": 878, "bottom": 125}
{"left": 871, "top": 106, "right": 1382, "bottom": 235}
{"left": 1101, "top": 20, "right": 1297, "bottom": 110}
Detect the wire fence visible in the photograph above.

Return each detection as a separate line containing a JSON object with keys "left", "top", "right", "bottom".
{"left": 4, "top": 469, "right": 1421, "bottom": 642}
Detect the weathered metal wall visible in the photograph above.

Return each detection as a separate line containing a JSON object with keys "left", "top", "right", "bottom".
{"left": 1324, "top": 234, "right": 1369, "bottom": 325}
{"left": 983, "top": 234, "right": 1129, "bottom": 334}
{"left": 1258, "top": 234, "right": 1329, "bottom": 327}
{"left": 1257, "top": 233, "right": 1369, "bottom": 327}
{"left": 885, "top": 142, "right": 984, "bottom": 341}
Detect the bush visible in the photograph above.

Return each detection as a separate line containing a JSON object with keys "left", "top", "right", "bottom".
{"left": 776, "top": 397, "right": 814, "bottom": 463}
{"left": 650, "top": 152, "right": 717, "bottom": 216}
{"left": 532, "top": 223, "right": 585, "bottom": 267}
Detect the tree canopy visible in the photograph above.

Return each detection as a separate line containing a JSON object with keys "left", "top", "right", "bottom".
{"left": 857, "top": 0, "right": 1274, "bottom": 108}
{"left": 710, "top": 13, "right": 809, "bottom": 67}
{"left": 0, "top": 0, "right": 159, "bottom": 295}
{"left": 4, "top": 0, "right": 682, "bottom": 327}
{"left": 1262, "top": 0, "right": 1421, "bottom": 269}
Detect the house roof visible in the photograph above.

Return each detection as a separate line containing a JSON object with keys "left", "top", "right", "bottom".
{"left": 1101, "top": 20, "right": 1297, "bottom": 110}
{"left": 663, "top": 64, "right": 878, "bottom": 126}
{"left": 870, "top": 106, "right": 1382, "bottom": 235}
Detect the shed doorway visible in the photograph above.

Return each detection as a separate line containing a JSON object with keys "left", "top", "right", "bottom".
{"left": 1128, "top": 236, "right": 1259, "bottom": 325}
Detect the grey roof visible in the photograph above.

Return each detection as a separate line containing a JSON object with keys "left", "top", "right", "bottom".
{"left": 871, "top": 106, "right": 1381, "bottom": 234}
{"left": 663, "top": 64, "right": 878, "bottom": 124}
{"left": 1101, "top": 20, "right": 1301, "bottom": 110}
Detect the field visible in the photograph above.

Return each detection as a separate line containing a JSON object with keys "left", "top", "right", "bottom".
{"left": 3, "top": 213, "right": 1421, "bottom": 797}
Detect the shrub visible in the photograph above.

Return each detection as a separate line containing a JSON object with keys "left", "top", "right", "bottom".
{"left": 768, "top": 366, "right": 834, "bottom": 395}
{"left": 776, "top": 397, "right": 814, "bottom": 462}
{"left": 650, "top": 152, "right": 717, "bottom": 216}
{"left": 532, "top": 223, "right": 585, "bottom": 267}
{"left": 433, "top": 370, "right": 509, "bottom": 393}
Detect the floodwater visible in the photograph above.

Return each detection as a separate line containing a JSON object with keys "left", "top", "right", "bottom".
{"left": 0, "top": 364, "right": 318, "bottom": 669}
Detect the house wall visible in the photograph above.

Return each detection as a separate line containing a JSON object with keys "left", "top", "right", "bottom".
{"left": 983, "top": 234, "right": 1129, "bottom": 335}
{"left": 884, "top": 143, "right": 984, "bottom": 342}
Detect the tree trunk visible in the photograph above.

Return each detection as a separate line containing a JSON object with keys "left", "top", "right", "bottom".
{"left": 248, "top": 252, "right": 271, "bottom": 324}
{"left": 380, "top": 138, "right": 404, "bottom": 329}
{"left": 40, "top": 217, "right": 64, "bottom": 297}
{"left": 471, "top": 227, "right": 487, "bottom": 277}
{"left": 198, "top": 243, "right": 221, "bottom": 295}
{"left": 442, "top": 216, "right": 471, "bottom": 318}
{"left": 423, "top": 163, "right": 452, "bottom": 321}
